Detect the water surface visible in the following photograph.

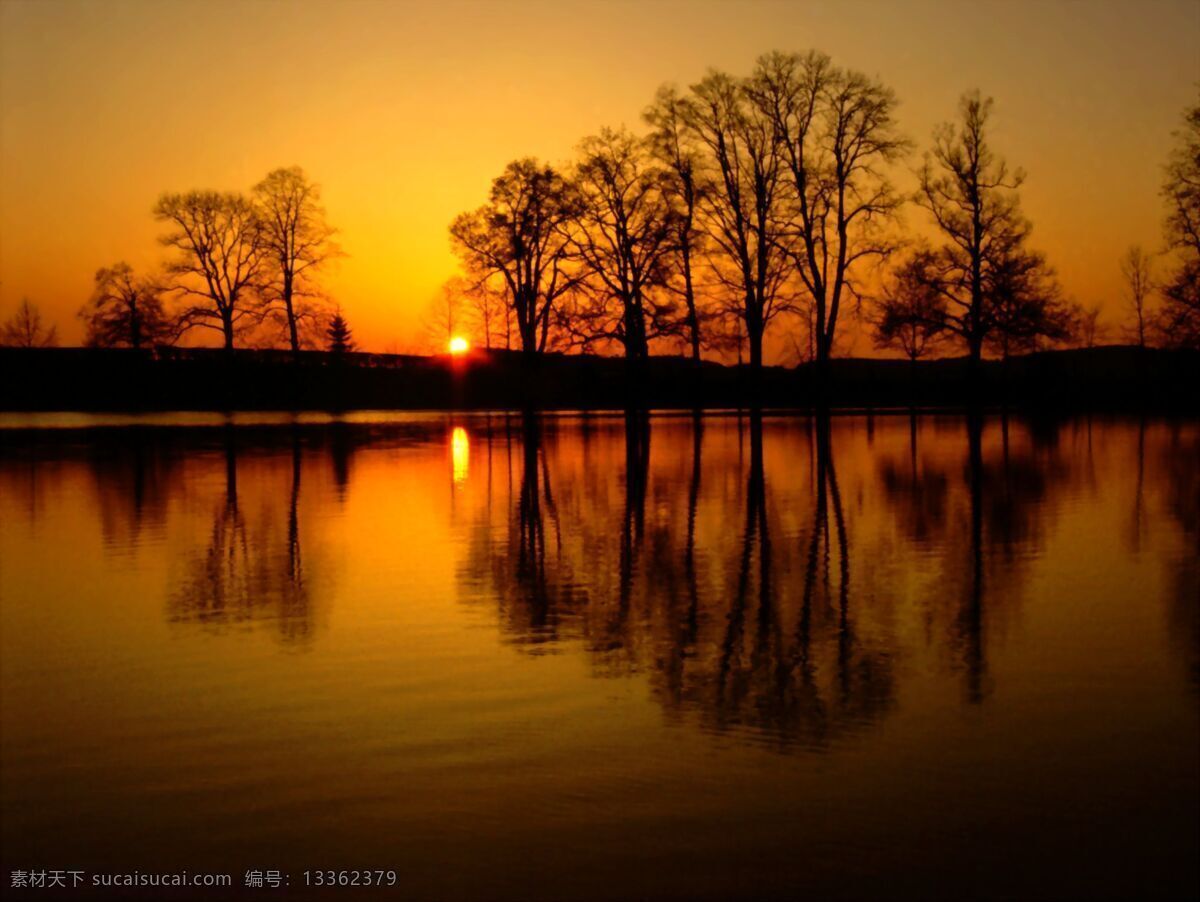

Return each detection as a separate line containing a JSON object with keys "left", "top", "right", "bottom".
{"left": 1, "top": 412, "right": 1196, "bottom": 899}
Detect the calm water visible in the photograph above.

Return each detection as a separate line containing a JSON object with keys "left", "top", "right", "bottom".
{"left": 1, "top": 412, "right": 1197, "bottom": 900}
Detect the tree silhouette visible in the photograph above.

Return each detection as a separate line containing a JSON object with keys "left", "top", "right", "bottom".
{"left": 464, "top": 276, "right": 510, "bottom": 350}
{"left": 154, "top": 190, "right": 266, "bottom": 350}
{"left": 568, "top": 128, "right": 677, "bottom": 358}
{"left": 681, "top": 70, "right": 790, "bottom": 374}
{"left": 1075, "top": 303, "right": 1104, "bottom": 350}
{"left": 873, "top": 251, "right": 944, "bottom": 363}
{"left": 426, "top": 278, "right": 465, "bottom": 352}
{"left": 434, "top": 275, "right": 508, "bottom": 351}
{"left": 1120, "top": 245, "right": 1155, "bottom": 348}
{"left": 985, "top": 243, "right": 1071, "bottom": 357}
{"left": 325, "top": 308, "right": 354, "bottom": 354}
{"left": 253, "top": 167, "right": 341, "bottom": 355}
{"left": 0, "top": 298, "right": 58, "bottom": 348}
{"left": 78, "top": 262, "right": 172, "bottom": 349}
{"left": 645, "top": 85, "right": 709, "bottom": 363}
{"left": 747, "top": 51, "right": 909, "bottom": 382}
{"left": 915, "top": 92, "right": 1063, "bottom": 368}
{"left": 449, "top": 159, "right": 580, "bottom": 356}
{"left": 1159, "top": 95, "right": 1200, "bottom": 349}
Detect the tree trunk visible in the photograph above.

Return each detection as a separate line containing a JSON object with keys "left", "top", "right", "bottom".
{"left": 519, "top": 300, "right": 538, "bottom": 356}
{"left": 748, "top": 326, "right": 763, "bottom": 371}
{"left": 286, "top": 301, "right": 300, "bottom": 355}
{"left": 967, "top": 333, "right": 983, "bottom": 365}
{"left": 683, "top": 246, "right": 700, "bottom": 363}
{"left": 747, "top": 311, "right": 764, "bottom": 406}
{"left": 284, "top": 272, "right": 300, "bottom": 356}
{"left": 966, "top": 333, "right": 984, "bottom": 400}
{"left": 814, "top": 332, "right": 833, "bottom": 409}
{"left": 514, "top": 290, "right": 531, "bottom": 356}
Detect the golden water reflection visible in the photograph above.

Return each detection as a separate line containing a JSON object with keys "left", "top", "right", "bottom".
{"left": 451, "top": 414, "right": 1199, "bottom": 721}
{"left": 0, "top": 413, "right": 1196, "bottom": 899}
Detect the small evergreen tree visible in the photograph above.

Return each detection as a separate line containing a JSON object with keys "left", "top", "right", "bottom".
{"left": 325, "top": 309, "right": 354, "bottom": 354}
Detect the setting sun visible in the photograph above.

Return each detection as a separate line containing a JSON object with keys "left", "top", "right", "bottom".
{"left": 448, "top": 336, "right": 469, "bottom": 355}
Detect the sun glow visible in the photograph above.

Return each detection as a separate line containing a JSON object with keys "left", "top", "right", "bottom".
{"left": 448, "top": 336, "right": 469, "bottom": 355}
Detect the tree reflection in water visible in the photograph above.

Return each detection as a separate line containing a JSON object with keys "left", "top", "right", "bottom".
{"left": 84, "top": 430, "right": 179, "bottom": 552}
{"left": 167, "top": 427, "right": 316, "bottom": 643}
{"left": 455, "top": 410, "right": 1200, "bottom": 748}
{"left": 1156, "top": 424, "right": 1199, "bottom": 694}
{"left": 4, "top": 412, "right": 1188, "bottom": 735}
{"left": 461, "top": 412, "right": 906, "bottom": 749}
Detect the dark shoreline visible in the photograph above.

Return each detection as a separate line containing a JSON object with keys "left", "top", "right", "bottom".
{"left": 2, "top": 345, "right": 1197, "bottom": 415}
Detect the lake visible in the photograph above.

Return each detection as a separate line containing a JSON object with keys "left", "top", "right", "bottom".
{"left": 1, "top": 412, "right": 1196, "bottom": 900}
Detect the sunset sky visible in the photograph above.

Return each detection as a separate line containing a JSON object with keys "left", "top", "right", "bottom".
{"left": 1, "top": 0, "right": 1197, "bottom": 358}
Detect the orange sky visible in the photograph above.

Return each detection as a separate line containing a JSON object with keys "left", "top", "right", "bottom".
{"left": 1, "top": 0, "right": 1197, "bottom": 358}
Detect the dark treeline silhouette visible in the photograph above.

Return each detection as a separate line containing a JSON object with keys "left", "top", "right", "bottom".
{"left": 2, "top": 342, "right": 1197, "bottom": 412}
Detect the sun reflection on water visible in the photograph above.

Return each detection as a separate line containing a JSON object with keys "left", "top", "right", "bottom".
{"left": 451, "top": 426, "right": 469, "bottom": 484}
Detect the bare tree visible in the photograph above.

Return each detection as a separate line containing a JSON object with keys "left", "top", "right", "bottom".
{"left": 1119, "top": 245, "right": 1154, "bottom": 348}
{"left": 449, "top": 159, "right": 580, "bottom": 356}
{"left": 915, "top": 91, "right": 1061, "bottom": 368}
{"left": 1076, "top": 303, "right": 1104, "bottom": 349}
{"left": 748, "top": 50, "right": 910, "bottom": 379}
{"left": 885, "top": 241, "right": 1066, "bottom": 362}
{"left": 985, "top": 245, "right": 1071, "bottom": 357}
{"left": 78, "top": 262, "right": 172, "bottom": 349}
{"left": 1159, "top": 95, "right": 1200, "bottom": 348}
{"left": 681, "top": 70, "right": 791, "bottom": 374}
{"left": 154, "top": 191, "right": 266, "bottom": 350}
{"left": 0, "top": 298, "right": 58, "bottom": 348}
{"left": 645, "top": 85, "right": 709, "bottom": 362}
{"left": 873, "top": 251, "right": 944, "bottom": 362}
{"left": 253, "top": 167, "right": 341, "bottom": 355}
{"left": 569, "top": 128, "right": 677, "bottom": 359}
{"left": 426, "top": 278, "right": 465, "bottom": 351}
{"left": 430, "top": 274, "right": 509, "bottom": 352}
{"left": 462, "top": 275, "right": 509, "bottom": 351}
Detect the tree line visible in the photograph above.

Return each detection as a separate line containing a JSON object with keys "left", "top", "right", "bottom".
{"left": 2, "top": 50, "right": 1197, "bottom": 368}
{"left": 1, "top": 166, "right": 348, "bottom": 354}
{"left": 444, "top": 50, "right": 1200, "bottom": 371}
